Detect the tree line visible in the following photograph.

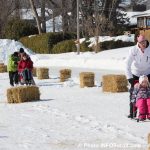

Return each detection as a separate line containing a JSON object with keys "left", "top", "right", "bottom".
{"left": 0, "top": 0, "right": 146, "bottom": 39}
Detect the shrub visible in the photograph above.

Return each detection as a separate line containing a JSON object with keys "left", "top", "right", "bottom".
{"left": 20, "top": 32, "right": 76, "bottom": 54}
{"left": 100, "top": 40, "right": 134, "bottom": 50}
{"left": 80, "top": 41, "right": 92, "bottom": 52}
{"left": 52, "top": 40, "right": 76, "bottom": 53}
{"left": 48, "top": 32, "right": 76, "bottom": 52}
{"left": 4, "top": 18, "right": 38, "bottom": 40}
{"left": 20, "top": 33, "right": 49, "bottom": 54}
{"left": 51, "top": 39, "right": 92, "bottom": 54}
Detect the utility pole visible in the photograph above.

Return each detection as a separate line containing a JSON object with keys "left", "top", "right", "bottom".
{"left": 77, "top": 0, "right": 80, "bottom": 55}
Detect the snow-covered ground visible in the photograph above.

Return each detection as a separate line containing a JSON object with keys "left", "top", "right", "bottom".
{"left": 0, "top": 37, "right": 150, "bottom": 150}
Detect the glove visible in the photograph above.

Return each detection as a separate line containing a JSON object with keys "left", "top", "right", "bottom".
{"left": 128, "top": 78, "right": 134, "bottom": 87}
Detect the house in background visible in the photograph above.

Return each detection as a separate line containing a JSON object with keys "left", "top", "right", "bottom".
{"left": 130, "top": 0, "right": 150, "bottom": 41}
{"left": 137, "top": 12, "right": 150, "bottom": 29}
{"left": 147, "top": 0, "right": 150, "bottom": 10}
{"left": 134, "top": 9, "right": 150, "bottom": 41}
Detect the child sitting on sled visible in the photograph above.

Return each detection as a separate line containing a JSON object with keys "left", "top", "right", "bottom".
{"left": 131, "top": 75, "right": 150, "bottom": 121}
{"left": 18, "top": 53, "right": 34, "bottom": 85}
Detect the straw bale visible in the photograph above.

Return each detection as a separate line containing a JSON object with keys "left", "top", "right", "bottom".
{"left": 36, "top": 67, "right": 49, "bottom": 79}
{"left": 80, "top": 72, "right": 95, "bottom": 88}
{"left": 32, "top": 67, "right": 37, "bottom": 77}
{"left": 7, "top": 86, "right": 40, "bottom": 103}
{"left": 60, "top": 69, "right": 71, "bottom": 82}
{"left": 102, "top": 74, "right": 128, "bottom": 92}
{"left": 0, "top": 65, "right": 7, "bottom": 73}
{"left": 0, "top": 63, "right": 4, "bottom": 67}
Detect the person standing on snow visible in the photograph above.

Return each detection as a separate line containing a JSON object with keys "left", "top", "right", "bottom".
{"left": 125, "top": 34, "right": 150, "bottom": 118}
{"left": 7, "top": 52, "right": 19, "bottom": 86}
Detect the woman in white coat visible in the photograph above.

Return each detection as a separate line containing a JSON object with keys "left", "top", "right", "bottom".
{"left": 125, "top": 34, "right": 150, "bottom": 118}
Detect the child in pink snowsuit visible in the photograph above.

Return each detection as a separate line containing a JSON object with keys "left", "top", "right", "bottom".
{"left": 132, "top": 75, "right": 150, "bottom": 121}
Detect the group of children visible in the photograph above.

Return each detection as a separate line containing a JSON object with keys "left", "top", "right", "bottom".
{"left": 7, "top": 48, "right": 34, "bottom": 86}
{"left": 130, "top": 75, "right": 150, "bottom": 121}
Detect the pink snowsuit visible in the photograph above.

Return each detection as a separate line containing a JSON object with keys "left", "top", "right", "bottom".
{"left": 132, "top": 85, "right": 150, "bottom": 120}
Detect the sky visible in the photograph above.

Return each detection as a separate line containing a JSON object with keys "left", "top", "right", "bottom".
{"left": 0, "top": 34, "right": 150, "bottom": 150}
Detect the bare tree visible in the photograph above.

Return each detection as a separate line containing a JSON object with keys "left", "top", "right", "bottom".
{"left": 14, "top": 0, "right": 21, "bottom": 18}
{"left": 41, "top": 0, "right": 46, "bottom": 32}
{"left": 81, "top": 0, "right": 122, "bottom": 53}
{"left": 48, "top": 0, "right": 71, "bottom": 33}
{"left": 0, "top": 0, "right": 17, "bottom": 37}
{"left": 42, "top": 0, "right": 72, "bottom": 33}
{"left": 61, "top": 0, "right": 69, "bottom": 34}
{"left": 28, "top": 0, "right": 42, "bottom": 34}
{"left": 69, "top": 0, "right": 77, "bottom": 32}
{"left": 84, "top": 14, "right": 108, "bottom": 53}
{"left": 46, "top": 0, "right": 61, "bottom": 32}
{"left": 46, "top": 0, "right": 67, "bottom": 32}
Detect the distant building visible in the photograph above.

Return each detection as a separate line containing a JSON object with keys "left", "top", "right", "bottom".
{"left": 147, "top": 1, "right": 150, "bottom": 10}
{"left": 134, "top": 10, "right": 150, "bottom": 41}
{"left": 137, "top": 15, "right": 150, "bottom": 29}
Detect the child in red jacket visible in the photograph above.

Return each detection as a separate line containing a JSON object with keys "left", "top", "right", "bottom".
{"left": 18, "top": 53, "right": 33, "bottom": 85}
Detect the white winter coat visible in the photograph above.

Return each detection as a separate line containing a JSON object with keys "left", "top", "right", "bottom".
{"left": 125, "top": 43, "right": 150, "bottom": 79}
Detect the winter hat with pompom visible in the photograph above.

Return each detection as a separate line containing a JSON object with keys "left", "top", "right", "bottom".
{"left": 139, "top": 75, "right": 148, "bottom": 84}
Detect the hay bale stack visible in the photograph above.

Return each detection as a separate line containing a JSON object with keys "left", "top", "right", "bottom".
{"left": 37, "top": 67, "right": 49, "bottom": 79}
{"left": 7, "top": 86, "right": 40, "bottom": 103}
{"left": 80, "top": 72, "right": 95, "bottom": 88}
{"left": 102, "top": 74, "right": 128, "bottom": 92}
{"left": 60, "top": 69, "right": 71, "bottom": 82}
{"left": 0, "top": 63, "right": 7, "bottom": 73}
{"left": 32, "top": 67, "right": 37, "bottom": 77}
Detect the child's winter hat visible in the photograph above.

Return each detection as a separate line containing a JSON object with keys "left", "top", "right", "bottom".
{"left": 19, "top": 48, "right": 24, "bottom": 53}
{"left": 137, "top": 35, "right": 146, "bottom": 43}
{"left": 13, "top": 51, "right": 18, "bottom": 57}
{"left": 139, "top": 75, "right": 148, "bottom": 84}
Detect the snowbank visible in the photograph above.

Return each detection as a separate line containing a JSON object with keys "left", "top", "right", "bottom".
{"left": 0, "top": 39, "right": 35, "bottom": 64}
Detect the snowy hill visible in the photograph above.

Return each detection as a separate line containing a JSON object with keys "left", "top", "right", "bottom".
{"left": 0, "top": 39, "right": 35, "bottom": 64}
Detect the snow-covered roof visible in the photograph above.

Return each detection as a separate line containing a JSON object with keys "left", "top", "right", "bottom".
{"left": 125, "top": 10, "right": 150, "bottom": 25}
{"left": 131, "top": 9, "right": 150, "bottom": 17}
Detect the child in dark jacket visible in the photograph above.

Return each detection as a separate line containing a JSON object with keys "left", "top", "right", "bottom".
{"left": 18, "top": 53, "right": 33, "bottom": 85}
{"left": 131, "top": 75, "right": 150, "bottom": 121}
